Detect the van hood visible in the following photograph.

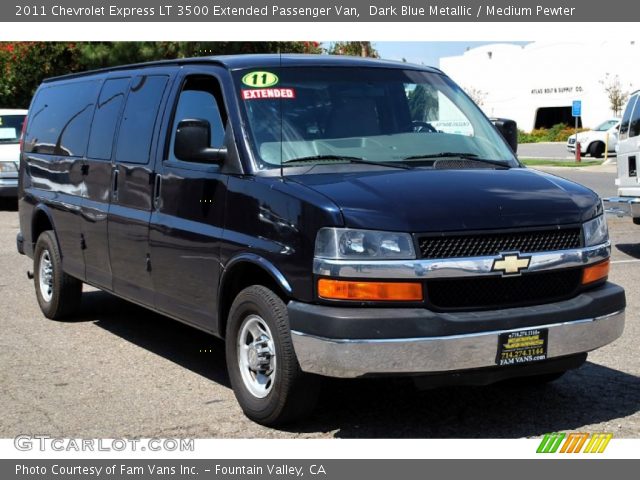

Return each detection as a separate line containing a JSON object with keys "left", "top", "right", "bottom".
{"left": 289, "top": 167, "right": 600, "bottom": 232}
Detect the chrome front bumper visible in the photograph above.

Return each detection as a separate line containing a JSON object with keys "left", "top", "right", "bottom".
{"left": 604, "top": 196, "right": 640, "bottom": 218}
{"left": 291, "top": 310, "right": 625, "bottom": 378}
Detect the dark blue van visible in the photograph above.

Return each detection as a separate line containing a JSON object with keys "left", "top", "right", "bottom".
{"left": 17, "top": 55, "right": 625, "bottom": 425}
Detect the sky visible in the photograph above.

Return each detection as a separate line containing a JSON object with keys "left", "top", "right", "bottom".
{"left": 372, "top": 41, "right": 531, "bottom": 68}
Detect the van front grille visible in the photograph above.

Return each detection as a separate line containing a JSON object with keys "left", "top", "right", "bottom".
{"left": 425, "top": 269, "right": 583, "bottom": 311}
{"left": 418, "top": 228, "right": 582, "bottom": 259}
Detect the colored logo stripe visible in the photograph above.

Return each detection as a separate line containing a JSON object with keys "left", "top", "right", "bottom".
{"left": 537, "top": 432, "right": 613, "bottom": 453}
{"left": 560, "top": 433, "right": 589, "bottom": 453}
{"left": 583, "top": 433, "right": 613, "bottom": 453}
{"left": 537, "top": 433, "right": 565, "bottom": 453}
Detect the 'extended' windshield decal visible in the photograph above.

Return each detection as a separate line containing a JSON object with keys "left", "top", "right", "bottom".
{"left": 241, "top": 88, "right": 296, "bottom": 100}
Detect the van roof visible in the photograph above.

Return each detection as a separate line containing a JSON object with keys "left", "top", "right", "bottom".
{"left": 42, "top": 54, "right": 443, "bottom": 83}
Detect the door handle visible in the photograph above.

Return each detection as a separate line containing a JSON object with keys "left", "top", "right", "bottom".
{"left": 153, "top": 174, "right": 162, "bottom": 210}
{"left": 112, "top": 169, "right": 119, "bottom": 201}
{"left": 81, "top": 163, "right": 89, "bottom": 176}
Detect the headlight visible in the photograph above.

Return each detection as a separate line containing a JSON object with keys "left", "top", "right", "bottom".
{"left": 0, "top": 162, "right": 18, "bottom": 173}
{"left": 583, "top": 215, "right": 608, "bottom": 247}
{"left": 315, "top": 227, "right": 416, "bottom": 260}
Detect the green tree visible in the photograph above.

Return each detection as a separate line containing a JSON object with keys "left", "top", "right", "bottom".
{"left": 0, "top": 42, "right": 79, "bottom": 108}
{"left": 0, "top": 41, "right": 322, "bottom": 108}
{"left": 327, "top": 41, "right": 379, "bottom": 58}
{"left": 75, "top": 41, "right": 322, "bottom": 69}
{"left": 599, "top": 73, "right": 630, "bottom": 117}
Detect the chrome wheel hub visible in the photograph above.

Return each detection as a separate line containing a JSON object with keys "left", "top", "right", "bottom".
{"left": 237, "top": 315, "right": 276, "bottom": 398}
{"left": 38, "top": 250, "right": 54, "bottom": 303}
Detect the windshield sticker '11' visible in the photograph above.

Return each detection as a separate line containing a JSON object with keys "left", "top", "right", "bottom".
{"left": 241, "top": 88, "right": 296, "bottom": 100}
{"left": 242, "top": 71, "right": 279, "bottom": 88}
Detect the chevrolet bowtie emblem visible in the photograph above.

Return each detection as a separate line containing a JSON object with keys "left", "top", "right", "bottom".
{"left": 492, "top": 253, "right": 531, "bottom": 275}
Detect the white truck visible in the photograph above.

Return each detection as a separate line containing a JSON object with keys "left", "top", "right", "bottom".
{"left": 0, "top": 109, "right": 28, "bottom": 202}
{"left": 567, "top": 118, "right": 620, "bottom": 158}
{"left": 604, "top": 92, "right": 640, "bottom": 222}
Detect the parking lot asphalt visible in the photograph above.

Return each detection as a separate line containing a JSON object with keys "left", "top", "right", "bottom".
{"left": 518, "top": 142, "right": 571, "bottom": 160}
{"left": 1, "top": 168, "right": 639, "bottom": 439}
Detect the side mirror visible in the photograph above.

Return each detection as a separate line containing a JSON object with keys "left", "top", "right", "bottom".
{"left": 491, "top": 118, "right": 518, "bottom": 153}
{"left": 174, "top": 118, "right": 226, "bottom": 163}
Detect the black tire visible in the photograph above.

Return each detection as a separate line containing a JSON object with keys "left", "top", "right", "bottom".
{"left": 588, "top": 142, "right": 605, "bottom": 158}
{"left": 225, "top": 285, "right": 320, "bottom": 426}
{"left": 33, "top": 230, "right": 82, "bottom": 320}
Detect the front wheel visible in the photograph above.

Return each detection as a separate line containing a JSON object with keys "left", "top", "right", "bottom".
{"left": 589, "top": 142, "right": 605, "bottom": 158}
{"left": 225, "top": 285, "right": 320, "bottom": 426}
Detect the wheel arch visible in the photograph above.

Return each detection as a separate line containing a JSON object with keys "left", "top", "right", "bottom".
{"left": 217, "top": 254, "right": 292, "bottom": 338}
{"left": 31, "top": 205, "right": 59, "bottom": 253}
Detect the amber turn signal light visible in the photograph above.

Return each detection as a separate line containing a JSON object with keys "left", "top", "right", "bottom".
{"left": 582, "top": 259, "right": 610, "bottom": 285}
{"left": 318, "top": 279, "right": 423, "bottom": 301}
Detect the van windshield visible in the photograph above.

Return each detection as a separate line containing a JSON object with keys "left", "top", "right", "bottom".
{"left": 233, "top": 67, "right": 518, "bottom": 171}
{"left": 0, "top": 114, "right": 26, "bottom": 144}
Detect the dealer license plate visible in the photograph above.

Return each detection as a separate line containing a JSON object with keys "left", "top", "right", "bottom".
{"left": 496, "top": 328, "right": 548, "bottom": 366}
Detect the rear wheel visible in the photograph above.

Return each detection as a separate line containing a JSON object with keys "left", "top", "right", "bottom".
{"left": 225, "top": 285, "right": 320, "bottom": 426}
{"left": 33, "top": 231, "right": 82, "bottom": 319}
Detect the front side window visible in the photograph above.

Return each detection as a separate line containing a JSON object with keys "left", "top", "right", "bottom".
{"left": 168, "top": 76, "right": 226, "bottom": 162}
{"left": 630, "top": 99, "right": 640, "bottom": 139}
{"left": 233, "top": 67, "right": 518, "bottom": 171}
{"left": 0, "top": 114, "right": 26, "bottom": 144}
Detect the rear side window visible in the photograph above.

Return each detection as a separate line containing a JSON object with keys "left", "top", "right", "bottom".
{"left": 24, "top": 80, "right": 99, "bottom": 156}
{"left": 620, "top": 94, "right": 638, "bottom": 141}
{"left": 87, "top": 77, "right": 130, "bottom": 160}
{"left": 115, "top": 75, "right": 169, "bottom": 164}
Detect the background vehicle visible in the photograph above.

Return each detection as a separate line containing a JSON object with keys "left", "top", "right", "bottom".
{"left": 567, "top": 118, "right": 620, "bottom": 158}
{"left": 604, "top": 92, "right": 640, "bottom": 222}
{"left": 0, "top": 109, "right": 27, "bottom": 204}
{"left": 17, "top": 56, "right": 625, "bottom": 425}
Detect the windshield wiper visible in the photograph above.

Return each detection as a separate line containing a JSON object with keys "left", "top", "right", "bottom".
{"left": 282, "top": 155, "right": 413, "bottom": 170}
{"left": 402, "top": 152, "right": 511, "bottom": 168}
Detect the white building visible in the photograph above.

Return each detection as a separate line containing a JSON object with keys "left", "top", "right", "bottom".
{"left": 439, "top": 40, "right": 639, "bottom": 132}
